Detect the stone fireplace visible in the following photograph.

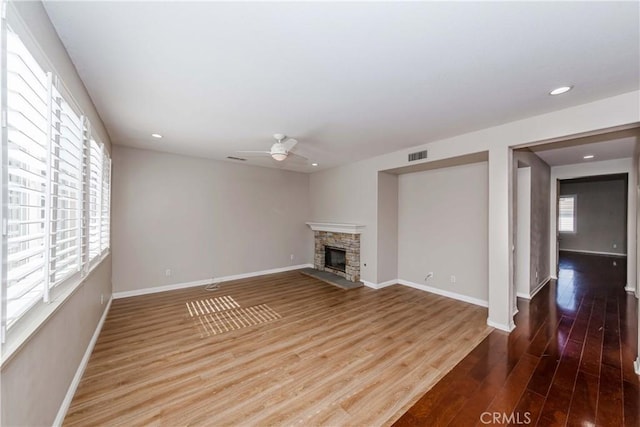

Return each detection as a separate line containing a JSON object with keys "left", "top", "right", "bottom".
{"left": 306, "top": 223, "right": 364, "bottom": 282}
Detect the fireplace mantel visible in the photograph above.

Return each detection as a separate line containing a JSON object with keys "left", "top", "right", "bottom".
{"left": 306, "top": 222, "right": 365, "bottom": 234}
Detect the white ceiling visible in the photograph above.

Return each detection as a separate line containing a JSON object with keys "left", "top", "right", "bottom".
{"left": 531, "top": 136, "right": 637, "bottom": 167}
{"left": 43, "top": 1, "right": 640, "bottom": 172}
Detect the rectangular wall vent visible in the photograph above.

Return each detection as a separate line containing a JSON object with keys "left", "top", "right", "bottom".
{"left": 226, "top": 156, "right": 247, "bottom": 161}
{"left": 408, "top": 150, "right": 428, "bottom": 162}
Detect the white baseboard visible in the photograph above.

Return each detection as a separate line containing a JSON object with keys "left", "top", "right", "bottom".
{"left": 624, "top": 285, "right": 635, "bottom": 293}
{"left": 377, "top": 279, "right": 398, "bottom": 288}
{"left": 113, "top": 278, "right": 215, "bottom": 299}
{"left": 529, "top": 276, "right": 551, "bottom": 299}
{"left": 635, "top": 358, "right": 640, "bottom": 375}
{"left": 531, "top": 276, "right": 551, "bottom": 298}
{"left": 212, "top": 264, "right": 314, "bottom": 284}
{"left": 112, "top": 264, "right": 314, "bottom": 299}
{"left": 516, "top": 276, "right": 551, "bottom": 301}
{"left": 487, "top": 318, "right": 516, "bottom": 332}
{"left": 54, "top": 296, "right": 112, "bottom": 427}
{"left": 363, "top": 279, "right": 397, "bottom": 289}
{"left": 396, "top": 279, "right": 488, "bottom": 308}
{"left": 362, "top": 278, "right": 487, "bottom": 308}
{"left": 559, "top": 249, "right": 627, "bottom": 257}
{"left": 362, "top": 280, "right": 377, "bottom": 289}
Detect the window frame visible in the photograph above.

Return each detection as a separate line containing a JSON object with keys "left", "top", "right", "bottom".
{"left": 0, "top": 9, "right": 111, "bottom": 358}
{"left": 558, "top": 194, "right": 577, "bottom": 234}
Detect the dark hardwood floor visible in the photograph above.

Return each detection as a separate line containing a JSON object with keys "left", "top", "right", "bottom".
{"left": 394, "top": 252, "right": 639, "bottom": 426}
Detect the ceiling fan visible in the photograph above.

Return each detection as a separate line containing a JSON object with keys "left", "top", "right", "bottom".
{"left": 237, "top": 134, "right": 307, "bottom": 162}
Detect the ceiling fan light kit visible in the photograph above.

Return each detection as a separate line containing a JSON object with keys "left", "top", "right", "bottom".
{"left": 271, "top": 135, "right": 289, "bottom": 160}
{"left": 272, "top": 151, "right": 288, "bottom": 161}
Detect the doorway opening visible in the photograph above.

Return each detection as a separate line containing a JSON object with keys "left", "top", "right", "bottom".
{"left": 556, "top": 173, "right": 628, "bottom": 285}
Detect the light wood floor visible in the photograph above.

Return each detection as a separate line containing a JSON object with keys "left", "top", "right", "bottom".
{"left": 64, "top": 270, "right": 492, "bottom": 426}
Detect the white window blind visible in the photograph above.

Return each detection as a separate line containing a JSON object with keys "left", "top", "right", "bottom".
{"left": 88, "top": 138, "right": 103, "bottom": 261}
{"left": 5, "top": 28, "right": 49, "bottom": 326}
{"left": 558, "top": 195, "right": 576, "bottom": 233}
{"left": 49, "top": 87, "right": 84, "bottom": 285}
{"left": 1, "top": 22, "right": 112, "bottom": 338}
{"left": 100, "top": 156, "right": 111, "bottom": 252}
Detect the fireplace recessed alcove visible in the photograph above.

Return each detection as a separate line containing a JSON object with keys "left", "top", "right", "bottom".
{"left": 325, "top": 246, "right": 346, "bottom": 272}
{"left": 305, "top": 222, "right": 364, "bottom": 283}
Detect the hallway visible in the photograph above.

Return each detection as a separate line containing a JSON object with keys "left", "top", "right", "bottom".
{"left": 394, "top": 252, "right": 639, "bottom": 426}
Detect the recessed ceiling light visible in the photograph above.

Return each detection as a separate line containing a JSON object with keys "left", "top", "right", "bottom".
{"left": 549, "top": 86, "right": 573, "bottom": 96}
{"left": 311, "top": 163, "right": 318, "bottom": 166}
{"left": 151, "top": 133, "right": 163, "bottom": 139}
{"left": 583, "top": 155, "right": 595, "bottom": 159}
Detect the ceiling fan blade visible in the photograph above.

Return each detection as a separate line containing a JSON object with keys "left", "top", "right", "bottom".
{"left": 234, "top": 151, "right": 272, "bottom": 159}
{"left": 236, "top": 151, "right": 271, "bottom": 157}
{"left": 283, "top": 138, "right": 298, "bottom": 152}
{"left": 286, "top": 152, "right": 309, "bottom": 164}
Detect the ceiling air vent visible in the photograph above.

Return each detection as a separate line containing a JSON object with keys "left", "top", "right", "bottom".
{"left": 408, "top": 150, "right": 427, "bottom": 162}
{"left": 226, "top": 156, "right": 247, "bottom": 161}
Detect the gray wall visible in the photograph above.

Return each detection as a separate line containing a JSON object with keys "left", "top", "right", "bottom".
{"left": 309, "top": 160, "right": 379, "bottom": 283}
{"left": 513, "top": 150, "right": 551, "bottom": 293}
{"left": 111, "top": 146, "right": 313, "bottom": 293}
{"left": 1, "top": 260, "right": 112, "bottom": 427}
{"left": 397, "top": 162, "right": 489, "bottom": 302}
{"left": 559, "top": 177, "right": 627, "bottom": 255}
{"left": 377, "top": 172, "right": 398, "bottom": 283}
{"left": 1, "top": 3, "right": 112, "bottom": 426}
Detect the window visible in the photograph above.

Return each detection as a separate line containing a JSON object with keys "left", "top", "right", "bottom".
{"left": 87, "top": 135, "right": 111, "bottom": 261}
{"left": 88, "top": 138, "right": 103, "bottom": 261}
{"left": 50, "top": 86, "right": 84, "bottom": 286}
{"left": 101, "top": 156, "right": 111, "bottom": 253}
{"left": 4, "top": 27, "right": 49, "bottom": 325}
{"left": 558, "top": 195, "right": 576, "bottom": 233}
{"left": 1, "top": 24, "right": 111, "bottom": 339}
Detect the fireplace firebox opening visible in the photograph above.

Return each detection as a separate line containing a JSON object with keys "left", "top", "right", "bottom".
{"left": 324, "top": 246, "right": 346, "bottom": 273}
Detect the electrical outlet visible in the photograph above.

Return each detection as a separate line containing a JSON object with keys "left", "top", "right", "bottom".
{"left": 450, "top": 275, "right": 456, "bottom": 284}
{"left": 536, "top": 270, "right": 538, "bottom": 279}
{"left": 100, "top": 294, "right": 104, "bottom": 305}
{"left": 290, "top": 254, "right": 294, "bottom": 261}
{"left": 613, "top": 243, "right": 617, "bottom": 249}
{"left": 165, "top": 269, "right": 171, "bottom": 277}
